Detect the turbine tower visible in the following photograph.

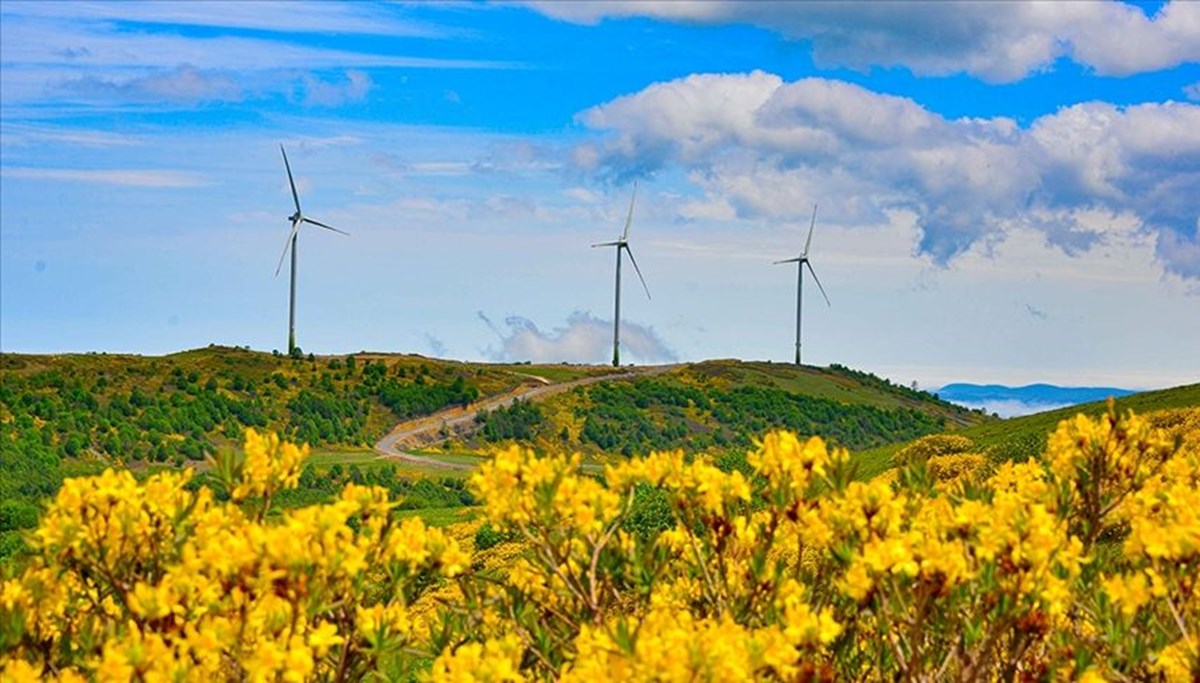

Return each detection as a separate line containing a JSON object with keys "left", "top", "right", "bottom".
{"left": 276, "top": 144, "right": 348, "bottom": 355}
{"left": 774, "top": 204, "right": 830, "bottom": 366}
{"left": 592, "top": 183, "right": 651, "bottom": 367}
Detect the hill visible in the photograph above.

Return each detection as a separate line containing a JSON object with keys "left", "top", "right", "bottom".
{"left": 937, "top": 382, "right": 1136, "bottom": 416}
{"left": 854, "top": 382, "right": 1200, "bottom": 478}
{"left": 468, "top": 359, "right": 991, "bottom": 457}
{"left": 937, "top": 383, "right": 1135, "bottom": 406}
{"left": 0, "top": 346, "right": 550, "bottom": 506}
{"left": 0, "top": 349, "right": 988, "bottom": 563}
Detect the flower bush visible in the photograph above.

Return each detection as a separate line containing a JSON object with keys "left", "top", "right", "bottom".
{"left": 2, "top": 404, "right": 1197, "bottom": 681}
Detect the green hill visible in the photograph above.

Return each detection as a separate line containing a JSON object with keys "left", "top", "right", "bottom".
{"left": 0, "top": 348, "right": 989, "bottom": 561}
{"left": 471, "top": 360, "right": 991, "bottom": 457}
{"left": 0, "top": 347, "right": 530, "bottom": 504}
{"left": 853, "top": 382, "right": 1200, "bottom": 479}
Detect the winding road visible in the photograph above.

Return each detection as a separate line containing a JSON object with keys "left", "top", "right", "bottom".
{"left": 372, "top": 365, "right": 679, "bottom": 470}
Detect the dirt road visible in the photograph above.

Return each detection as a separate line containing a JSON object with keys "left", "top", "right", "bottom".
{"left": 372, "top": 365, "right": 679, "bottom": 469}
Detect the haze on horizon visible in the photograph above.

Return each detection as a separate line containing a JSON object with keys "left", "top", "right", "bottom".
{"left": 1, "top": 1, "right": 1198, "bottom": 391}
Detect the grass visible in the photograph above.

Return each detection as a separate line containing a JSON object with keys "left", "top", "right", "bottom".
{"left": 692, "top": 361, "right": 990, "bottom": 427}
{"left": 306, "top": 449, "right": 475, "bottom": 479}
{"left": 307, "top": 449, "right": 384, "bottom": 467}
{"left": 851, "top": 382, "right": 1200, "bottom": 479}
{"left": 395, "top": 506, "right": 478, "bottom": 528}
{"left": 492, "top": 364, "right": 625, "bottom": 383}
{"left": 410, "top": 451, "right": 488, "bottom": 467}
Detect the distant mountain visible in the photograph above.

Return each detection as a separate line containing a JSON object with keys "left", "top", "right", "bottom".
{"left": 936, "top": 383, "right": 1135, "bottom": 417}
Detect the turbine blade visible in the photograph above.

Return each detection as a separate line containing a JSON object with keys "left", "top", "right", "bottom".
{"left": 802, "top": 203, "right": 817, "bottom": 257}
{"left": 592, "top": 241, "right": 621, "bottom": 248}
{"left": 621, "top": 181, "right": 638, "bottom": 241}
{"left": 275, "top": 219, "right": 301, "bottom": 277}
{"left": 280, "top": 144, "right": 301, "bottom": 214}
{"left": 806, "top": 260, "right": 831, "bottom": 306}
{"left": 303, "top": 217, "right": 349, "bottom": 236}
{"left": 624, "top": 244, "right": 651, "bottom": 300}
{"left": 774, "top": 257, "right": 802, "bottom": 264}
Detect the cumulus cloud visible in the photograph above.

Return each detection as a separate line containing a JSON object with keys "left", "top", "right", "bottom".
{"left": 482, "top": 311, "right": 677, "bottom": 364}
{"left": 530, "top": 1, "right": 1200, "bottom": 82}
{"left": 577, "top": 71, "right": 1200, "bottom": 278}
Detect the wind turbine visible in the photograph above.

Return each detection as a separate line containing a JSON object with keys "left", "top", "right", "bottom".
{"left": 774, "top": 204, "right": 830, "bottom": 366}
{"left": 592, "top": 183, "right": 651, "bottom": 367}
{"left": 275, "top": 144, "right": 348, "bottom": 356}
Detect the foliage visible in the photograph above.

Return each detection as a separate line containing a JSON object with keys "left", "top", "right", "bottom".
{"left": 891, "top": 433, "right": 976, "bottom": 467}
{"left": 475, "top": 400, "right": 543, "bottom": 442}
{"left": 473, "top": 523, "right": 517, "bottom": 552}
{"left": 479, "top": 377, "right": 948, "bottom": 455}
{"left": 825, "top": 363, "right": 945, "bottom": 405}
{"left": 0, "top": 349, "right": 492, "bottom": 520}
{"left": 3, "top": 407, "right": 1199, "bottom": 681}
{"left": 278, "top": 463, "right": 474, "bottom": 512}
{"left": 924, "top": 453, "right": 988, "bottom": 486}
{"left": 0, "top": 430, "right": 469, "bottom": 681}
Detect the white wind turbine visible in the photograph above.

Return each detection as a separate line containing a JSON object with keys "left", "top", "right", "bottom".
{"left": 275, "top": 144, "right": 348, "bottom": 355}
{"left": 774, "top": 204, "right": 830, "bottom": 366}
{"left": 592, "top": 183, "right": 651, "bottom": 367}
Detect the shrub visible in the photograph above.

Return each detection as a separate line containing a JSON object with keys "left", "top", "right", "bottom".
{"left": 892, "top": 432, "right": 975, "bottom": 467}
{"left": 3, "top": 408, "right": 1199, "bottom": 681}
{"left": 925, "top": 452, "right": 988, "bottom": 484}
{"left": 0, "top": 501, "right": 38, "bottom": 533}
{"left": 473, "top": 522, "right": 516, "bottom": 551}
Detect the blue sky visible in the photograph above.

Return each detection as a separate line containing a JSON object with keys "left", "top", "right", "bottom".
{"left": 2, "top": 1, "right": 1198, "bottom": 389}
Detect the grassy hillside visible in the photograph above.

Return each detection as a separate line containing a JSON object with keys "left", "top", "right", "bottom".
{"left": 853, "top": 382, "right": 1200, "bottom": 479}
{"left": 0, "top": 350, "right": 984, "bottom": 561}
{"left": 470, "top": 360, "right": 991, "bottom": 457}
{"left": 0, "top": 347, "right": 529, "bottom": 500}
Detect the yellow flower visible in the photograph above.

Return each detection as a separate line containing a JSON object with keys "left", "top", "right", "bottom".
{"left": 0, "top": 659, "right": 43, "bottom": 683}
{"left": 306, "top": 621, "right": 343, "bottom": 657}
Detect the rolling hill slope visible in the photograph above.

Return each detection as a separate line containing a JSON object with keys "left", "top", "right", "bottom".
{"left": 467, "top": 359, "right": 992, "bottom": 457}
{"left": 853, "top": 382, "right": 1200, "bottom": 478}
{"left": 0, "top": 347, "right": 549, "bottom": 510}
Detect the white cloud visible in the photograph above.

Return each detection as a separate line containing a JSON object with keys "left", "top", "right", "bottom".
{"left": 0, "top": 18, "right": 505, "bottom": 73}
{"left": 298, "top": 70, "right": 372, "bottom": 107}
{"left": 47, "top": 65, "right": 373, "bottom": 109}
{"left": 1186, "top": 82, "right": 1200, "bottom": 101}
{"left": 0, "top": 8, "right": 514, "bottom": 111}
{"left": 484, "top": 311, "right": 677, "bottom": 364}
{"left": 578, "top": 72, "right": 1200, "bottom": 278}
{"left": 530, "top": 1, "right": 1200, "bottom": 82}
{"left": 948, "top": 399, "right": 1074, "bottom": 418}
{"left": 2, "top": 167, "right": 205, "bottom": 187}
{"left": 563, "top": 187, "right": 600, "bottom": 203}
{"left": 58, "top": 65, "right": 243, "bottom": 104}
{"left": 0, "top": 124, "right": 141, "bottom": 148}
{"left": 0, "top": 1, "right": 445, "bottom": 37}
